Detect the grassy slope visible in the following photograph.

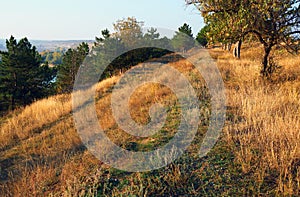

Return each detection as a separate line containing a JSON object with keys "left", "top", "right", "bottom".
{"left": 0, "top": 46, "right": 300, "bottom": 196}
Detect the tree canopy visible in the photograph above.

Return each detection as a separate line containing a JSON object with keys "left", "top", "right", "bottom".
{"left": 40, "top": 49, "right": 65, "bottom": 66}
{"left": 172, "top": 23, "right": 195, "bottom": 52}
{"left": 196, "top": 25, "right": 210, "bottom": 47}
{"left": 56, "top": 42, "right": 89, "bottom": 93}
{"left": 89, "top": 18, "right": 172, "bottom": 80}
{"left": 0, "top": 36, "right": 56, "bottom": 110}
{"left": 113, "top": 17, "right": 145, "bottom": 49}
{"left": 187, "top": 0, "right": 300, "bottom": 76}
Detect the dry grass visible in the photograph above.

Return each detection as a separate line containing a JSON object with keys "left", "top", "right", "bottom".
{"left": 215, "top": 46, "right": 300, "bottom": 195}
{"left": 0, "top": 94, "right": 71, "bottom": 150}
{"left": 0, "top": 47, "right": 299, "bottom": 196}
{"left": 0, "top": 58, "right": 206, "bottom": 196}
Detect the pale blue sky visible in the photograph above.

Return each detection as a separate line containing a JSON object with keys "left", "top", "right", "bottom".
{"left": 0, "top": 0, "right": 204, "bottom": 40}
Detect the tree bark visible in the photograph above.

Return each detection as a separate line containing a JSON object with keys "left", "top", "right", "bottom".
{"left": 262, "top": 45, "right": 273, "bottom": 77}
{"left": 228, "top": 43, "right": 232, "bottom": 51}
{"left": 233, "top": 40, "right": 242, "bottom": 58}
{"left": 222, "top": 43, "right": 226, "bottom": 50}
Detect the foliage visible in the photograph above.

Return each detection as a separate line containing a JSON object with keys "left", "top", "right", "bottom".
{"left": 113, "top": 17, "right": 144, "bottom": 49}
{"left": 56, "top": 43, "right": 89, "bottom": 93}
{"left": 95, "top": 28, "right": 110, "bottom": 43}
{"left": 56, "top": 18, "right": 172, "bottom": 91}
{"left": 172, "top": 23, "right": 195, "bottom": 52}
{"left": 144, "top": 27, "right": 160, "bottom": 40}
{"left": 0, "top": 36, "right": 56, "bottom": 111}
{"left": 196, "top": 25, "right": 210, "bottom": 46}
{"left": 40, "top": 49, "right": 65, "bottom": 65}
{"left": 90, "top": 18, "right": 172, "bottom": 80}
{"left": 92, "top": 29, "right": 127, "bottom": 79}
{"left": 187, "top": 0, "right": 300, "bottom": 76}
{"left": 1, "top": 45, "right": 300, "bottom": 196}
{"left": 178, "top": 23, "right": 193, "bottom": 37}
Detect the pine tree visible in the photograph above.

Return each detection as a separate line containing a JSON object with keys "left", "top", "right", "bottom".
{"left": 56, "top": 42, "right": 89, "bottom": 93}
{"left": 178, "top": 23, "right": 193, "bottom": 37}
{"left": 172, "top": 23, "right": 195, "bottom": 52}
{"left": 0, "top": 36, "right": 56, "bottom": 110}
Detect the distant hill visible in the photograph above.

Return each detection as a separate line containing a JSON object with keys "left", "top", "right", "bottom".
{"left": 0, "top": 39, "right": 5, "bottom": 51}
{"left": 0, "top": 38, "right": 94, "bottom": 52}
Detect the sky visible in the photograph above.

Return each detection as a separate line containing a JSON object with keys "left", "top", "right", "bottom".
{"left": 0, "top": 0, "right": 204, "bottom": 40}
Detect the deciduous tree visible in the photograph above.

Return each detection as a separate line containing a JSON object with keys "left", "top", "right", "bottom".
{"left": 113, "top": 17, "right": 144, "bottom": 49}
{"left": 196, "top": 25, "right": 210, "bottom": 47}
{"left": 187, "top": 0, "right": 300, "bottom": 76}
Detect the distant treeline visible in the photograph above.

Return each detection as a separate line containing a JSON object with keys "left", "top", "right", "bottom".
{"left": 40, "top": 49, "right": 65, "bottom": 66}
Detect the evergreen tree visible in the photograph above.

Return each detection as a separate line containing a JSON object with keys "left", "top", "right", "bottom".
{"left": 0, "top": 36, "right": 56, "bottom": 110}
{"left": 95, "top": 29, "right": 110, "bottom": 43}
{"left": 144, "top": 27, "right": 160, "bottom": 41}
{"left": 172, "top": 23, "right": 195, "bottom": 52}
{"left": 87, "top": 20, "right": 173, "bottom": 83}
{"left": 56, "top": 42, "right": 89, "bottom": 93}
{"left": 179, "top": 23, "right": 193, "bottom": 37}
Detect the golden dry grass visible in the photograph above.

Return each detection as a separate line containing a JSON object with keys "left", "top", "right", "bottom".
{"left": 0, "top": 58, "right": 204, "bottom": 196}
{"left": 215, "top": 46, "right": 300, "bottom": 195}
{"left": 0, "top": 94, "right": 71, "bottom": 150}
{"left": 0, "top": 47, "right": 299, "bottom": 196}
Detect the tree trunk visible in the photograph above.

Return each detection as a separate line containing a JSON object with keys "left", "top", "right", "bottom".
{"left": 228, "top": 43, "right": 232, "bottom": 51}
{"left": 233, "top": 40, "right": 242, "bottom": 58}
{"left": 262, "top": 45, "right": 273, "bottom": 77}
{"left": 222, "top": 43, "right": 226, "bottom": 50}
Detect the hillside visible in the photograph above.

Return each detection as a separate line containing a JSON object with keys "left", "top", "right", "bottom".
{"left": 0, "top": 45, "right": 300, "bottom": 196}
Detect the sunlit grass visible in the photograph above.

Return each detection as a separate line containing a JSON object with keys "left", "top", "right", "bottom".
{"left": 0, "top": 47, "right": 299, "bottom": 196}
